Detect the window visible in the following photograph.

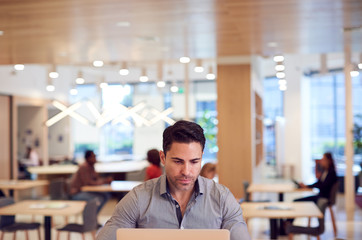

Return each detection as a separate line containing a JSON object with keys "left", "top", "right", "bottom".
{"left": 196, "top": 100, "right": 218, "bottom": 160}
{"left": 100, "top": 84, "right": 134, "bottom": 156}
{"left": 309, "top": 72, "right": 362, "bottom": 163}
{"left": 70, "top": 84, "right": 134, "bottom": 160}
{"left": 263, "top": 77, "right": 284, "bottom": 165}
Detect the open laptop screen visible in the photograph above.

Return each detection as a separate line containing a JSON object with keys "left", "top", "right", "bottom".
{"left": 117, "top": 228, "right": 230, "bottom": 240}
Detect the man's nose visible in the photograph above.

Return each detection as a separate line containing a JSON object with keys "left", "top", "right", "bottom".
{"left": 181, "top": 163, "right": 190, "bottom": 175}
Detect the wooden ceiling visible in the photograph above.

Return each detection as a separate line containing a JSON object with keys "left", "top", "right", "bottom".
{"left": 0, "top": 0, "right": 361, "bottom": 65}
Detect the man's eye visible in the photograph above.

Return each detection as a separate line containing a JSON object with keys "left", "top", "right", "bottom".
{"left": 175, "top": 161, "right": 182, "bottom": 164}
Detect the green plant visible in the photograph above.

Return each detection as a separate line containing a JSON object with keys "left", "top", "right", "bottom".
{"left": 354, "top": 114, "right": 362, "bottom": 154}
{"left": 197, "top": 110, "right": 217, "bottom": 153}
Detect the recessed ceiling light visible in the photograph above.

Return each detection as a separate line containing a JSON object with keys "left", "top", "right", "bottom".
{"left": 76, "top": 77, "right": 85, "bottom": 84}
{"left": 206, "top": 73, "right": 216, "bottom": 80}
{"left": 93, "top": 60, "right": 104, "bottom": 67}
{"left": 99, "top": 82, "right": 108, "bottom": 88}
{"left": 179, "top": 57, "right": 190, "bottom": 63}
{"left": 279, "top": 84, "right": 287, "bottom": 91}
{"left": 275, "top": 64, "right": 285, "bottom": 71}
{"left": 116, "top": 21, "right": 131, "bottom": 27}
{"left": 46, "top": 84, "right": 55, "bottom": 92}
{"left": 278, "top": 79, "right": 287, "bottom": 85}
{"left": 276, "top": 72, "right": 286, "bottom": 78}
{"left": 139, "top": 76, "right": 149, "bottom": 82}
{"left": 350, "top": 70, "right": 359, "bottom": 77}
{"left": 49, "top": 72, "right": 59, "bottom": 78}
{"left": 273, "top": 55, "right": 284, "bottom": 62}
{"left": 119, "top": 69, "right": 129, "bottom": 76}
{"left": 170, "top": 85, "right": 179, "bottom": 93}
{"left": 14, "top": 64, "right": 25, "bottom": 71}
{"left": 70, "top": 88, "right": 78, "bottom": 95}
{"left": 157, "top": 81, "right": 166, "bottom": 88}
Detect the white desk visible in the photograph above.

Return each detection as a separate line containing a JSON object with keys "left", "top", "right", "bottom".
{"left": 241, "top": 202, "right": 323, "bottom": 239}
{"left": 81, "top": 180, "right": 143, "bottom": 192}
{"left": 247, "top": 183, "right": 314, "bottom": 201}
{"left": 28, "top": 160, "right": 149, "bottom": 176}
{"left": 0, "top": 200, "right": 86, "bottom": 240}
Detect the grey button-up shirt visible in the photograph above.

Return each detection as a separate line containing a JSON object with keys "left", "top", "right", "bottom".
{"left": 96, "top": 175, "right": 250, "bottom": 240}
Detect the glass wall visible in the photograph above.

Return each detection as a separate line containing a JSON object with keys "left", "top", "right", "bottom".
{"left": 308, "top": 71, "right": 362, "bottom": 164}
{"left": 71, "top": 80, "right": 218, "bottom": 162}
{"left": 263, "top": 77, "right": 284, "bottom": 165}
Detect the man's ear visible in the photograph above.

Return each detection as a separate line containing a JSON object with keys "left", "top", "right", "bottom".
{"left": 159, "top": 150, "right": 166, "bottom": 166}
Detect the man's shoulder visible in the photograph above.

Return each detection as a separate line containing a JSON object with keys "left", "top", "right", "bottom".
{"left": 132, "top": 176, "right": 162, "bottom": 196}
{"left": 199, "top": 176, "right": 231, "bottom": 195}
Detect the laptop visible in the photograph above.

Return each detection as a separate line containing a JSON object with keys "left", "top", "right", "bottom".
{"left": 117, "top": 228, "right": 230, "bottom": 240}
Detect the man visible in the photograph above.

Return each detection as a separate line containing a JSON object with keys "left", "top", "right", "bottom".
{"left": 97, "top": 120, "right": 250, "bottom": 240}
{"left": 69, "top": 150, "right": 112, "bottom": 213}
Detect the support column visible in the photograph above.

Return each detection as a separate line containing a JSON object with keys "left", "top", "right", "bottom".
{"left": 217, "top": 63, "right": 252, "bottom": 198}
{"left": 184, "top": 63, "right": 190, "bottom": 120}
{"left": 343, "top": 31, "right": 355, "bottom": 220}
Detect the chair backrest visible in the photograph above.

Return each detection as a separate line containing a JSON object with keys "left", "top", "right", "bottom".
{"left": 0, "top": 197, "right": 15, "bottom": 228}
{"left": 82, "top": 199, "right": 98, "bottom": 232}
{"left": 49, "top": 178, "right": 69, "bottom": 200}
{"left": 316, "top": 197, "right": 329, "bottom": 232}
{"left": 286, "top": 198, "right": 329, "bottom": 236}
{"left": 329, "top": 181, "right": 339, "bottom": 206}
{"left": 243, "top": 181, "right": 250, "bottom": 202}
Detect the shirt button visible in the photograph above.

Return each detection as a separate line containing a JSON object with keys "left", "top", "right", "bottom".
{"left": 176, "top": 205, "right": 179, "bottom": 208}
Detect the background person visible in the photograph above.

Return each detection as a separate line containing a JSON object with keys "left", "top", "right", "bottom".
{"left": 295, "top": 152, "right": 338, "bottom": 203}
{"left": 144, "top": 148, "right": 163, "bottom": 181}
{"left": 200, "top": 162, "right": 217, "bottom": 180}
{"left": 20, "top": 146, "right": 40, "bottom": 166}
{"left": 69, "top": 150, "right": 112, "bottom": 214}
{"left": 97, "top": 120, "right": 250, "bottom": 240}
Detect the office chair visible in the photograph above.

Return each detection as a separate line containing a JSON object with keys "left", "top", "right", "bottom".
{"left": 286, "top": 198, "right": 329, "bottom": 240}
{"left": 49, "top": 178, "right": 70, "bottom": 201}
{"left": 0, "top": 197, "right": 41, "bottom": 240}
{"left": 241, "top": 181, "right": 270, "bottom": 202}
{"left": 56, "top": 199, "right": 98, "bottom": 240}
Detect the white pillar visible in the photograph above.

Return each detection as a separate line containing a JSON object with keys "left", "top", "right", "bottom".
{"left": 184, "top": 63, "right": 190, "bottom": 120}
{"left": 284, "top": 55, "right": 311, "bottom": 181}
{"left": 343, "top": 31, "right": 355, "bottom": 220}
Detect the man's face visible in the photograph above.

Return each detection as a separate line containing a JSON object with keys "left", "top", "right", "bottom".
{"left": 87, "top": 152, "right": 97, "bottom": 165}
{"left": 160, "top": 142, "right": 203, "bottom": 194}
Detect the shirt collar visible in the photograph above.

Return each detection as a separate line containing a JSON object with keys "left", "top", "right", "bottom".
{"left": 159, "top": 175, "right": 204, "bottom": 196}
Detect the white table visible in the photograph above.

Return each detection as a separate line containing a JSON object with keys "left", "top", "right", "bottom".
{"left": 81, "top": 180, "right": 143, "bottom": 192}
{"left": 0, "top": 200, "right": 86, "bottom": 240}
{"left": 241, "top": 202, "right": 323, "bottom": 239}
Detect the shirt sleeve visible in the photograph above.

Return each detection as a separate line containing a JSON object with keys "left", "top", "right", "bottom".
{"left": 221, "top": 189, "right": 251, "bottom": 240}
{"left": 96, "top": 189, "right": 139, "bottom": 240}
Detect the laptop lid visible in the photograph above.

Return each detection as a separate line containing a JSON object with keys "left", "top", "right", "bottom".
{"left": 117, "top": 228, "right": 230, "bottom": 240}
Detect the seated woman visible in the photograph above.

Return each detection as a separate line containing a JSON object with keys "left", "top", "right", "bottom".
{"left": 200, "top": 163, "right": 217, "bottom": 180}
{"left": 295, "top": 152, "right": 338, "bottom": 203}
{"left": 144, "top": 149, "right": 162, "bottom": 181}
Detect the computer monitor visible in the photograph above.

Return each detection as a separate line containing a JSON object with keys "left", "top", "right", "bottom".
{"left": 117, "top": 228, "right": 230, "bottom": 240}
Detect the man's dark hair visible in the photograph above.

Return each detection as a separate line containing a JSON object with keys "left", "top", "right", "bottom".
{"left": 85, "top": 150, "right": 94, "bottom": 160}
{"left": 162, "top": 120, "right": 205, "bottom": 154}
{"left": 147, "top": 149, "right": 161, "bottom": 166}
